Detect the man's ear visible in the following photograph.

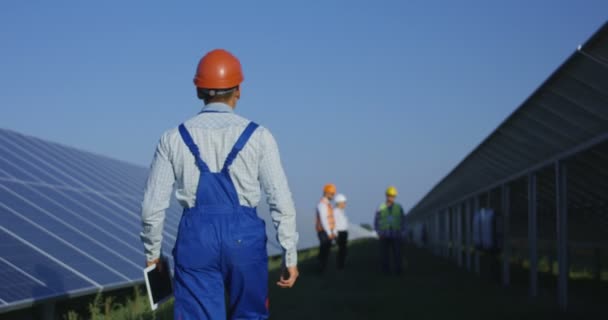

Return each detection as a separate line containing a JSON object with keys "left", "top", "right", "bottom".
{"left": 235, "top": 86, "right": 241, "bottom": 100}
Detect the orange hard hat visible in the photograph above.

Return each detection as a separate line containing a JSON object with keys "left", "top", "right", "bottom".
{"left": 193, "top": 49, "right": 244, "bottom": 89}
{"left": 323, "top": 183, "right": 337, "bottom": 194}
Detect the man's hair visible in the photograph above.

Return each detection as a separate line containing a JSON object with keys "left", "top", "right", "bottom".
{"left": 197, "top": 86, "right": 238, "bottom": 104}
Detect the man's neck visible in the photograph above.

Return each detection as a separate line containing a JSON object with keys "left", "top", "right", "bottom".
{"left": 206, "top": 99, "right": 236, "bottom": 109}
{"left": 201, "top": 102, "right": 235, "bottom": 113}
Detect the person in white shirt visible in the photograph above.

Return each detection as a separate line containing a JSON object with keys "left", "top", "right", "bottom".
{"left": 316, "top": 184, "right": 336, "bottom": 273}
{"left": 334, "top": 194, "right": 349, "bottom": 270}
{"left": 140, "top": 49, "right": 299, "bottom": 319}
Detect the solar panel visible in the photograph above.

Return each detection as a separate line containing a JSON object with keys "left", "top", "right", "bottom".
{"left": 0, "top": 128, "right": 185, "bottom": 313}
{"left": 0, "top": 127, "right": 376, "bottom": 313}
{"left": 407, "top": 22, "right": 608, "bottom": 220}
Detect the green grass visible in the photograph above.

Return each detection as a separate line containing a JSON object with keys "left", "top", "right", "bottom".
{"left": 61, "top": 287, "right": 173, "bottom": 320}
{"left": 268, "top": 240, "right": 604, "bottom": 319}
{"left": 62, "top": 240, "right": 604, "bottom": 319}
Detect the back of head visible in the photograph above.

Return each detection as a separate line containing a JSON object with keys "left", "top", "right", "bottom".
{"left": 193, "top": 49, "right": 244, "bottom": 104}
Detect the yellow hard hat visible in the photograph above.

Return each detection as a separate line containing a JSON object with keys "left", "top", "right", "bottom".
{"left": 386, "top": 186, "right": 398, "bottom": 197}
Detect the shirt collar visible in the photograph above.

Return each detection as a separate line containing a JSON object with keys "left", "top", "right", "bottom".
{"left": 200, "top": 103, "right": 234, "bottom": 114}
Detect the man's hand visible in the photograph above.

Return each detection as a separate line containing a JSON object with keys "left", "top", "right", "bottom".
{"left": 328, "top": 232, "right": 336, "bottom": 240}
{"left": 146, "top": 258, "right": 163, "bottom": 273}
{"left": 276, "top": 266, "right": 299, "bottom": 288}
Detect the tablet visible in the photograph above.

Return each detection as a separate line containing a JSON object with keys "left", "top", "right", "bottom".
{"left": 143, "top": 257, "right": 173, "bottom": 311}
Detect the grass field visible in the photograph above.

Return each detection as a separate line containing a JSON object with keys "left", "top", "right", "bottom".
{"left": 59, "top": 240, "right": 604, "bottom": 319}
{"left": 268, "top": 240, "right": 580, "bottom": 320}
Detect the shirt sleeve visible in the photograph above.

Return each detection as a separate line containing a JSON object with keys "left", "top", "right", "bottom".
{"left": 343, "top": 210, "right": 349, "bottom": 229}
{"left": 374, "top": 208, "right": 382, "bottom": 237}
{"left": 317, "top": 202, "right": 333, "bottom": 236}
{"left": 140, "top": 132, "right": 175, "bottom": 262}
{"left": 258, "top": 128, "right": 299, "bottom": 267}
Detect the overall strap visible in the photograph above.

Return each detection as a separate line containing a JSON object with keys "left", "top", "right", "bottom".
{"left": 222, "top": 122, "right": 259, "bottom": 173}
{"left": 178, "top": 124, "right": 210, "bottom": 172}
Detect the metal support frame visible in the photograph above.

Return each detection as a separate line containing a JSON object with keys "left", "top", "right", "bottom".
{"left": 445, "top": 209, "right": 451, "bottom": 258}
{"left": 465, "top": 198, "right": 472, "bottom": 271}
{"left": 40, "top": 302, "right": 56, "bottom": 320}
{"left": 421, "top": 217, "right": 431, "bottom": 250}
{"left": 556, "top": 161, "right": 569, "bottom": 309}
{"left": 528, "top": 173, "right": 538, "bottom": 298}
{"left": 437, "top": 210, "right": 441, "bottom": 256}
{"left": 474, "top": 196, "right": 480, "bottom": 274}
{"left": 449, "top": 207, "right": 455, "bottom": 261}
{"left": 443, "top": 209, "right": 448, "bottom": 258}
{"left": 502, "top": 184, "right": 511, "bottom": 287}
{"left": 438, "top": 210, "right": 443, "bottom": 257}
{"left": 408, "top": 133, "right": 608, "bottom": 222}
{"left": 442, "top": 208, "right": 447, "bottom": 258}
{"left": 427, "top": 216, "right": 432, "bottom": 250}
{"left": 457, "top": 204, "right": 463, "bottom": 267}
{"left": 435, "top": 211, "right": 440, "bottom": 256}
{"left": 429, "top": 216, "right": 433, "bottom": 250}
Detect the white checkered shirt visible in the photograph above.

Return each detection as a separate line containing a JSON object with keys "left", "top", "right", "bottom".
{"left": 140, "top": 103, "right": 299, "bottom": 267}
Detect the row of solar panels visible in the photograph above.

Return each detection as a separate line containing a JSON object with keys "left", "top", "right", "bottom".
{"left": 0, "top": 128, "right": 176, "bottom": 312}
{"left": 407, "top": 21, "right": 608, "bottom": 221}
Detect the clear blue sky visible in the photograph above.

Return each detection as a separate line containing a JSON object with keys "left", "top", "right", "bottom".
{"left": 1, "top": 1, "right": 606, "bottom": 229}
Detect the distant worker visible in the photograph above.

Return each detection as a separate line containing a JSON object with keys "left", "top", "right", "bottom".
{"left": 140, "top": 49, "right": 299, "bottom": 320}
{"left": 375, "top": 186, "right": 406, "bottom": 275}
{"left": 334, "top": 193, "right": 349, "bottom": 270}
{"left": 316, "top": 183, "right": 336, "bottom": 273}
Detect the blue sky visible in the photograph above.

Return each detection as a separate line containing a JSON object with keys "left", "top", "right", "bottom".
{"left": 1, "top": 0, "right": 606, "bottom": 228}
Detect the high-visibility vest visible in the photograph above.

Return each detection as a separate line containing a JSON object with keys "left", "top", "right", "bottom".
{"left": 315, "top": 198, "right": 335, "bottom": 233}
{"left": 378, "top": 203, "right": 402, "bottom": 231}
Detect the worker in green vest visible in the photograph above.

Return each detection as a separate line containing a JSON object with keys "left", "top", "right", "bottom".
{"left": 374, "top": 186, "right": 406, "bottom": 275}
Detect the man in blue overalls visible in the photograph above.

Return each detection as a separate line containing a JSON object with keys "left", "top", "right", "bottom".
{"left": 140, "top": 49, "right": 300, "bottom": 319}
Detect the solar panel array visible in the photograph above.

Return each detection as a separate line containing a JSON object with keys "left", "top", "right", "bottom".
{"left": 407, "top": 21, "right": 608, "bottom": 221}
{"left": 0, "top": 128, "right": 181, "bottom": 312}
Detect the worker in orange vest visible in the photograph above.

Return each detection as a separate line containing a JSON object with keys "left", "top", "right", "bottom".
{"left": 316, "top": 183, "right": 336, "bottom": 273}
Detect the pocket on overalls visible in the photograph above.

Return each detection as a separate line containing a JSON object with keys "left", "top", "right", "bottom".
{"left": 228, "top": 212, "right": 267, "bottom": 264}
{"left": 174, "top": 213, "right": 218, "bottom": 269}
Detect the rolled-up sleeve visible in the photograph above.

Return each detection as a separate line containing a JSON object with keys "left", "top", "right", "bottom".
{"left": 258, "top": 129, "right": 299, "bottom": 267}
{"left": 140, "top": 133, "right": 175, "bottom": 262}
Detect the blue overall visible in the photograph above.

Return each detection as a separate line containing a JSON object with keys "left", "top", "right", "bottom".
{"left": 173, "top": 120, "right": 269, "bottom": 320}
